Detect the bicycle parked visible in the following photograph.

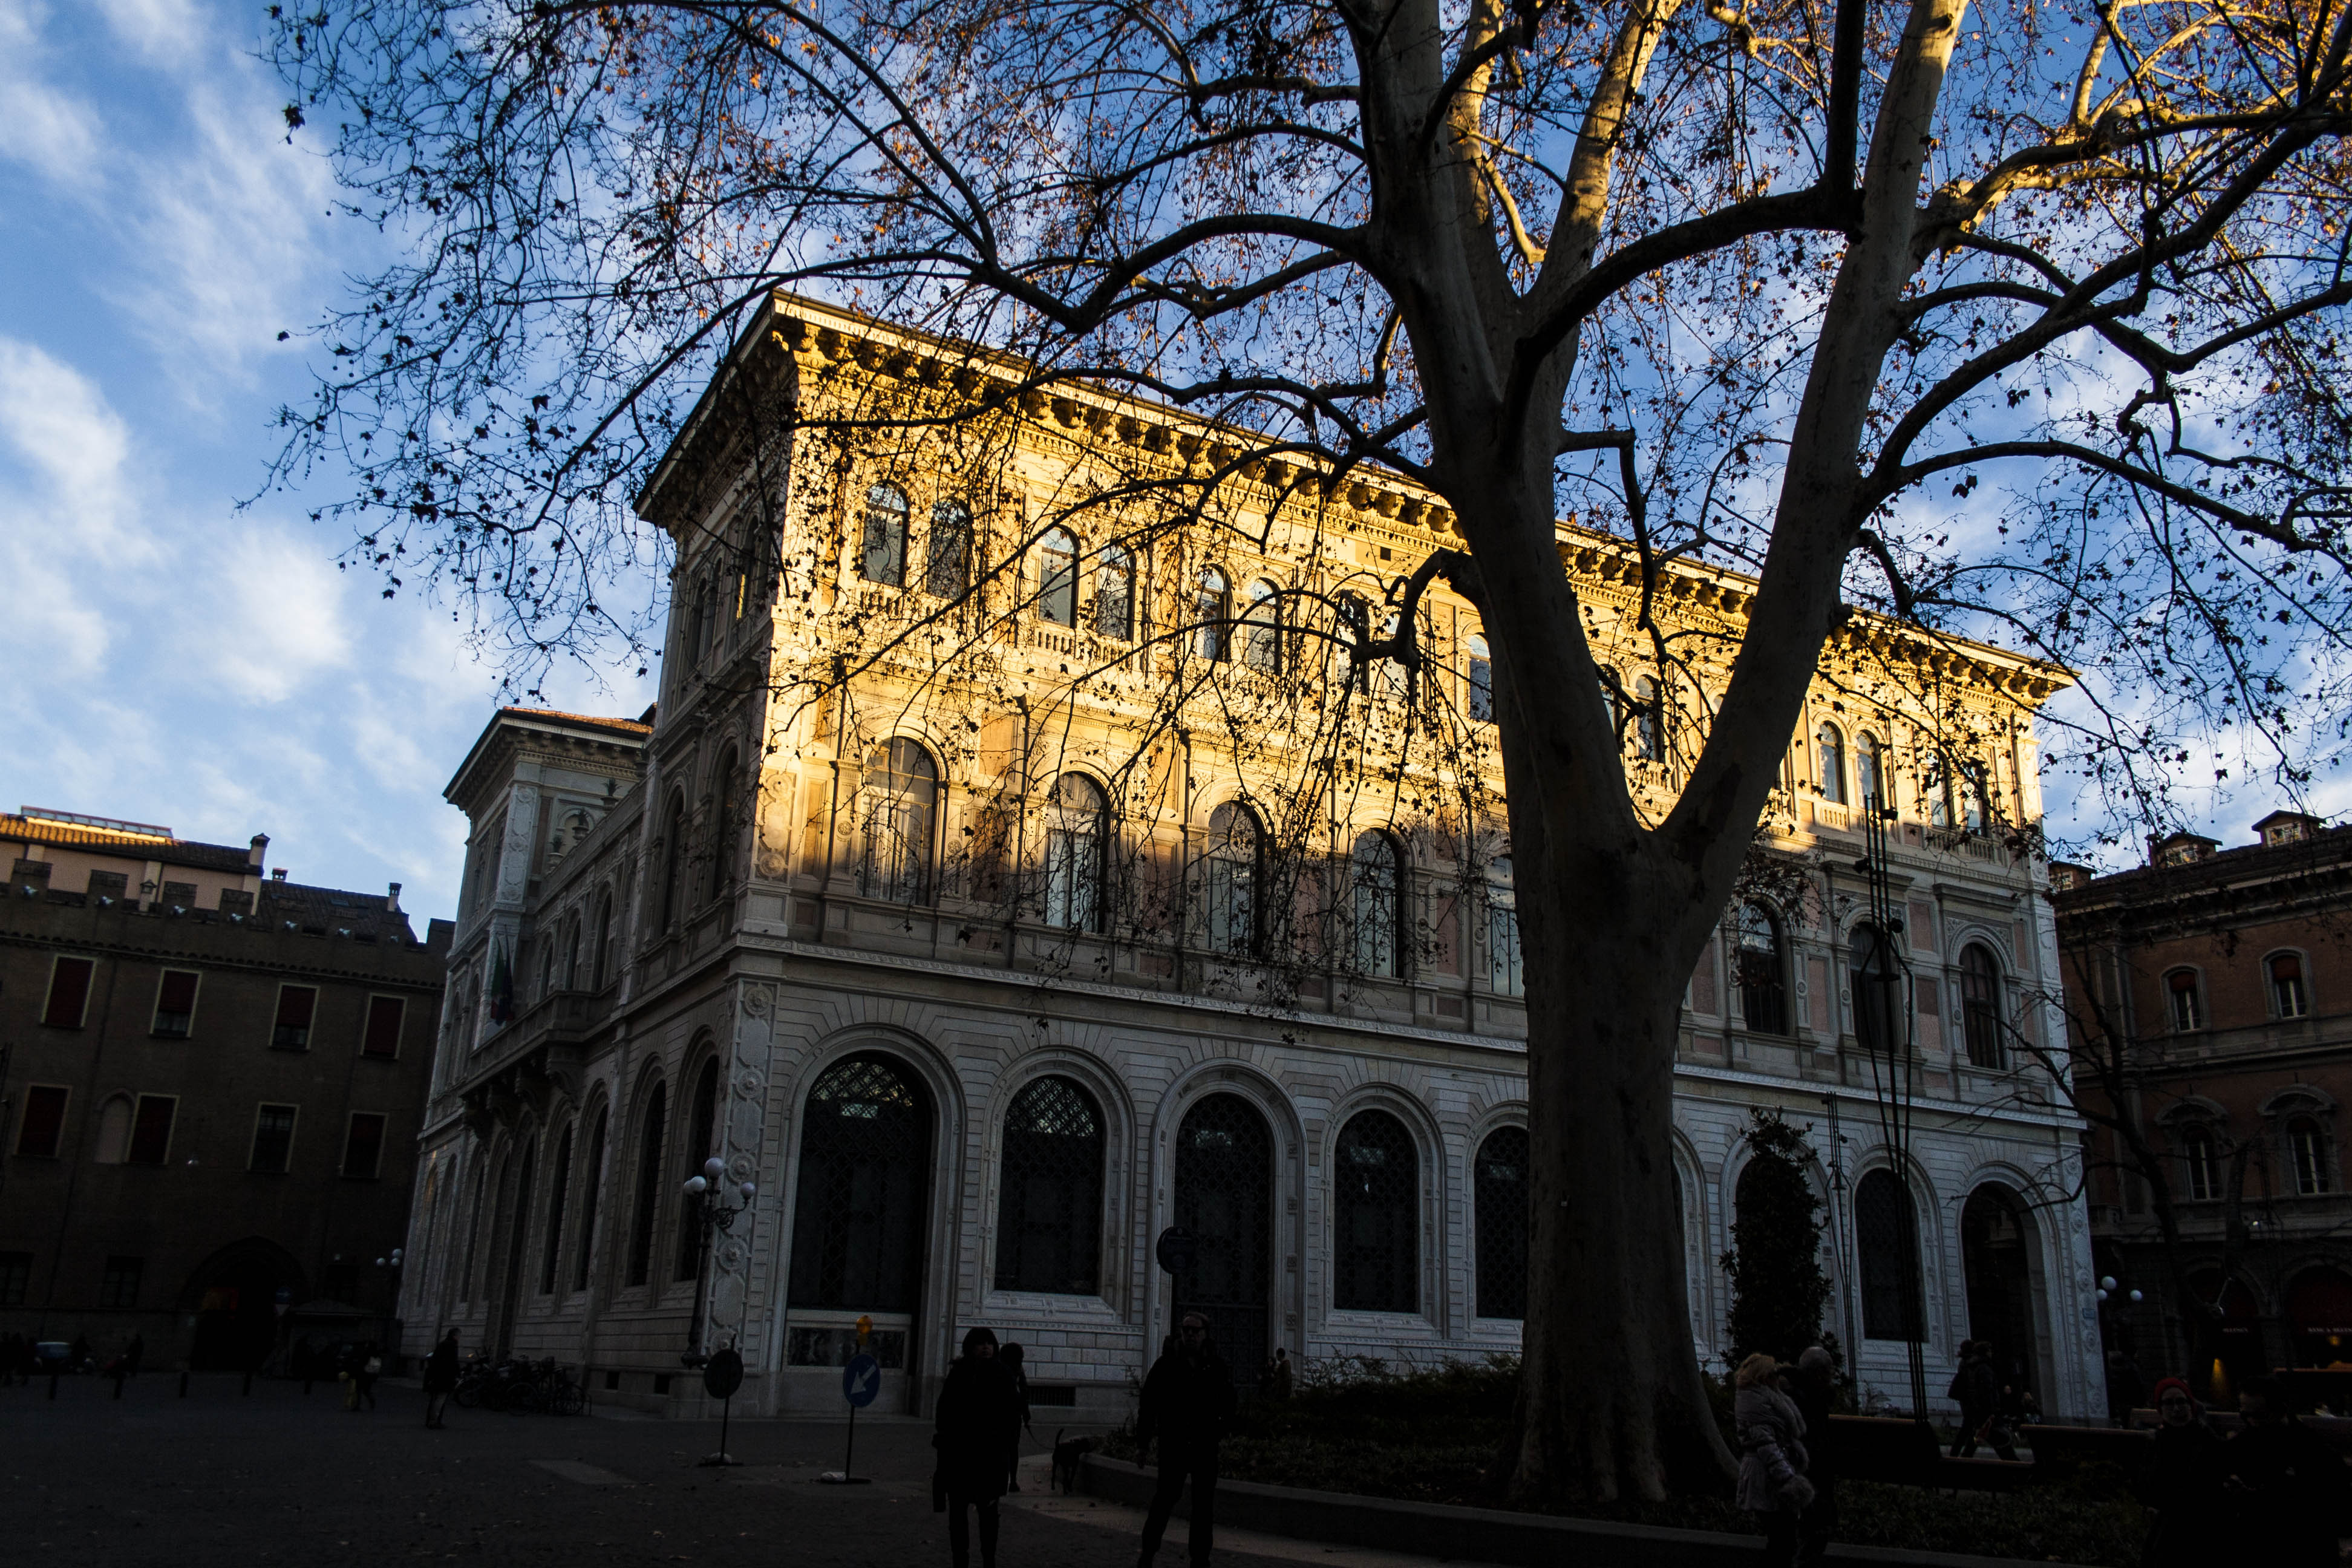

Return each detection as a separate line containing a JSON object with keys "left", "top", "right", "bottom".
{"left": 452, "top": 1355, "right": 584, "bottom": 1415}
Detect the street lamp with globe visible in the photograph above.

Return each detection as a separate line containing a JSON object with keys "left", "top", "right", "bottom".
{"left": 681, "top": 1157, "right": 756, "bottom": 1365}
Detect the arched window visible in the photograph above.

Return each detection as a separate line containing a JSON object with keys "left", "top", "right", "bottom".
{"left": 711, "top": 745, "right": 743, "bottom": 900}
{"left": 686, "top": 573, "right": 711, "bottom": 665}
{"left": 790, "top": 1053, "right": 932, "bottom": 1311}
{"left": 1633, "top": 675, "right": 1664, "bottom": 761}
{"left": 1094, "top": 543, "right": 1134, "bottom": 639}
{"left": 2272, "top": 952, "right": 2311, "bottom": 1019}
{"left": 1734, "top": 903, "right": 1788, "bottom": 1034}
{"left": 1474, "top": 1126, "right": 1529, "bottom": 1320}
{"left": 1333, "top": 1110, "right": 1419, "bottom": 1312}
{"left": 1202, "top": 802, "right": 1260, "bottom": 955}
{"left": 1243, "top": 580, "right": 1282, "bottom": 672}
{"left": 1465, "top": 633, "right": 1494, "bottom": 722}
{"left": 1817, "top": 724, "right": 1846, "bottom": 803}
{"left": 859, "top": 482, "right": 909, "bottom": 586}
{"left": 659, "top": 792, "right": 689, "bottom": 929}
{"left": 1486, "top": 855, "right": 1523, "bottom": 996}
{"left": 924, "top": 500, "right": 972, "bottom": 598}
{"left": 676, "top": 1057, "right": 721, "bottom": 1281}
{"left": 1855, "top": 733, "right": 1885, "bottom": 810}
{"left": 1037, "top": 527, "right": 1079, "bottom": 626}
{"left": 1043, "top": 774, "right": 1110, "bottom": 933}
{"left": 562, "top": 914, "right": 582, "bottom": 989}
{"left": 2291, "top": 1117, "right": 2334, "bottom": 1196}
{"left": 2167, "top": 969, "right": 2204, "bottom": 1031}
{"left": 573, "top": 1105, "right": 608, "bottom": 1291}
{"left": 2180, "top": 1124, "right": 2221, "bottom": 1201}
{"left": 1350, "top": 831, "right": 1403, "bottom": 979}
{"left": 625, "top": 1079, "right": 667, "bottom": 1287}
{"left": 857, "top": 738, "right": 939, "bottom": 904}
{"left": 1959, "top": 943, "right": 2005, "bottom": 1068}
{"left": 993, "top": 1076, "right": 1105, "bottom": 1295}
{"left": 1854, "top": 1168, "right": 1923, "bottom": 1341}
{"left": 1964, "top": 761, "right": 1992, "bottom": 832}
{"left": 592, "top": 889, "right": 615, "bottom": 988}
{"left": 94, "top": 1094, "right": 134, "bottom": 1165}
{"left": 1926, "top": 754, "right": 1955, "bottom": 828}
{"left": 1847, "top": 921, "right": 1904, "bottom": 1054}
{"left": 539, "top": 1122, "right": 573, "bottom": 1295}
{"left": 1195, "top": 567, "right": 1230, "bottom": 661}
{"left": 1334, "top": 594, "right": 1370, "bottom": 689}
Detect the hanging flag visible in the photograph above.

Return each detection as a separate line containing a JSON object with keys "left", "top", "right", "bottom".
{"left": 488, "top": 941, "right": 515, "bottom": 1022}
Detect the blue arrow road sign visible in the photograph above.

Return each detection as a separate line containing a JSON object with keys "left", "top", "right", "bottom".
{"left": 841, "top": 1352, "right": 881, "bottom": 1408}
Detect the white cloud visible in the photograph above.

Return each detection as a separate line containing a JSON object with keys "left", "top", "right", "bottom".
{"left": 92, "top": 0, "right": 207, "bottom": 64}
{"left": 197, "top": 525, "right": 354, "bottom": 701}
{"left": 0, "top": 336, "right": 140, "bottom": 673}
{"left": 0, "top": 2, "right": 104, "bottom": 186}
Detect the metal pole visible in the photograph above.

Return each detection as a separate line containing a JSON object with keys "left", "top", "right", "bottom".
{"left": 843, "top": 1398, "right": 858, "bottom": 1478}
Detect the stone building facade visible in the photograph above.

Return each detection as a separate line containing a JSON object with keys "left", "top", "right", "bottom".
{"left": 399, "top": 297, "right": 2106, "bottom": 1421}
{"left": 2054, "top": 814, "right": 2352, "bottom": 1394}
{"left": 1, "top": 808, "right": 449, "bottom": 1368}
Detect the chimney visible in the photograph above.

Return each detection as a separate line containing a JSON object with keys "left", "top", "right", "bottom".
{"left": 271, "top": 868, "right": 288, "bottom": 883}
{"left": 387, "top": 881, "right": 403, "bottom": 913}
{"left": 249, "top": 832, "right": 270, "bottom": 872}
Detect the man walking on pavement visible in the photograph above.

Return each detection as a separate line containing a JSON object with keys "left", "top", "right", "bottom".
{"left": 423, "top": 1330, "right": 460, "bottom": 1429}
{"left": 1136, "top": 1312, "right": 1237, "bottom": 1568}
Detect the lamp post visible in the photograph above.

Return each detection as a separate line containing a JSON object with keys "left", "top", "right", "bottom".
{"left": 681, "top": 1157, "right": 756, "bottom": 1366}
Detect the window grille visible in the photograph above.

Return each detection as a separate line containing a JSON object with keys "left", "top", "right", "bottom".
{"left": 1474, "top": 1126, "right": 1529, "bottom": 1319}
{"left": 1172, "top": 1094, "right": 1273, "bottom": 1385}
{"left": 1333, "top": 1110, "right": 1419, "bottom": 1313}
{"left": 1854, "top": 1169, "right": 1924, "bottom": 1341}
{"left": 993, "top": 1076, "right": 1106, "bottom": 1295}
{"left": 790, "top": 1054, "right": 932, "bottom": 1311}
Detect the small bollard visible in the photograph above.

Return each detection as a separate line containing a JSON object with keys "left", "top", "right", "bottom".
{"left": 178, "top": 1370, "right": 189, "bottom": 1398}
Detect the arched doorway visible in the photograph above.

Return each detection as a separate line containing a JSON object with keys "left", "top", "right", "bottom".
{"left": 2286, "top": 1267, "right": 2352, "bottom": 1368}
{"left": 1961, "top": 1184, "right": 2043, "bottom": 1399}
{"left": 183, "top": 1239, "right": 306, "bottom": 1371}
{"left": 787, "top": 1053, "right": 933, "bottom": 1401}
{"left": 1172, "top": 1094, "right": 1273, "bottom": 1384}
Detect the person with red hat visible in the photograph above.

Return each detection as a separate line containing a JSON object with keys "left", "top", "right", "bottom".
{"left": 2137, "top": 1377, "right": 2223, "bottom": 1567}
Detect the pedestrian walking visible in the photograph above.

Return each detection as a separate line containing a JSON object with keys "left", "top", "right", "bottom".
{"left": 1135, "top": 1312, "right": 1237, "bottom": 1568}
{"left": 354, "top": 1341, "right": 382, "bottom": 1411}
{"left": 2137, "top": 1377, "right": 2224, "bottom": 1568}
{"left": 1734, "top": 1353, "right": 1814, "bottom": 1568}
{"left": 2222, "top": 1374, "right": 2350, "bottom": 1567}
{"left": 1788, "top": 1347, "right": 1839, "bottom": 1567}
{"left": 933, "top": 1326, "right": 1021, "bottom": 1568}
{"left": 1947, "top": 1341, "right": 2004, "bottom": 1459}
{"left": 999, "top": 1342, "right": 1032, "bottom": 1493}
{"left": 423, "top": 1330, "right": 460, "bottom": 1429}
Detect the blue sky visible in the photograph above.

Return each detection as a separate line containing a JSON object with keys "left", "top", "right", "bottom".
{"left": 0, "top": 0, "right": 657, "bottom": 924}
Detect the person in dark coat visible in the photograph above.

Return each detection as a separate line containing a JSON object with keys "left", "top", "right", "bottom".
{"left": 934, "top": 1326, "right": 1021, "bottom": 1568}
{"left": 2137, "top": 1377, "right": 2224, "bottom": 1568}
{"left": 1000, "top": 1342, "right": 1033, "bottom": 1493}
{"left": 1135, "top": 1312, "right": 1238, "bottom": 1568}
{"left": 1947, "top": 1341, "right": 2005, "bottom": 1458}
{"left": 2223, "top": 1374, "right": 2350, "bottom": 1568}
{"left": 1734, "top": 1354, "right": 1814, "bottom": 1568}
{"left": 423, "top": 1330, "right": 460, "bottom": 1429}
{"left": 1788, "top": 1347, "right": 1839, "bottom": 1567}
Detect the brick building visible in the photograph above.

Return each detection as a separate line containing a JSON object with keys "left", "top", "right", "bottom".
{"left": 0, "top": 808, "right": 449, "bottom": 1370}
{"left": 2053, "top": 811, "right": 2352, "bottom": 1396}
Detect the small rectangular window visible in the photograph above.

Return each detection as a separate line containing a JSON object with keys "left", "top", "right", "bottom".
{"left": 99, "top": 1256, "right": 143, "bottom": 1308}
{"left": 2273, "top": 953, "right": 2310, "bottom": 1019}
{"left": 16, "top": 1086, "right": 69, "bottom": 1158}
{"left": 42, "top": 957, "right": 94, "bottom": 1028}
{"left": 361, "top": 995, "right": 405, "bottom": 1059}
{"left": 127, "top": 1097, "right": 176, "bottom": 1165}
{"left": 152, "top": 969, "right": 201, "bottom": 1038}
{"left": 273, "top": 985, "right": 319, "bottom": 1050}
{"left": 0, "top": 1251, "right": 30, "bottom": 1305}
{"left": 342, "top": 1112, "right": 387, "bottom": 1178}
{"left": 2169, "top": 970, "right": 2203, "bottom": 1031}
{"left": 250, "top": 1104, "right": 298, "bottom": 1174}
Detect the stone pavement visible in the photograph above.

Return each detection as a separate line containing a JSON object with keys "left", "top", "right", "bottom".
{"left": 0, "top": 1374, "right": 1500, "bottom": 1568}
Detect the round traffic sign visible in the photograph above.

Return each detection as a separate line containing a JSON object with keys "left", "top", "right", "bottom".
{"left": 841, "top": 1351, "right": 881, "bottom": 1408}
{"left": 704, "top": 1347, "right": 745, "bottom": 1400}
{"left": 1154, "top": 1225, "right": 1195, "bottom": 1276}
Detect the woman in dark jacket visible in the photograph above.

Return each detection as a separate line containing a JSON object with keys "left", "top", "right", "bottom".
{"left": 935, "top": 1327, "right": 1022, "bottom": 1568}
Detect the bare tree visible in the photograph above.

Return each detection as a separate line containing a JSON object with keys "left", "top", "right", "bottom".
{"left": 267, "top": 0, "right": 2352, "bottom": 1499}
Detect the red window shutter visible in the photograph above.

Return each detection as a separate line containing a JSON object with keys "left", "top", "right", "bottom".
{"left": 273, "top": 985, "right": 318, "bottom": 1048}
{"left": 361, "top": 996, "right": 404, "bottom": 1059}
{"left": 16, "top": 1086, "right": 68, "bottom": 1157}
{"left": 43, "top": 959, "right": 94, "bottom": 1028}
{"left": 342, "top": 1113, "right": 387, "bottom": 1177}
{"left": 127, "top": 1097, "right": 175, "bottom": 1165}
